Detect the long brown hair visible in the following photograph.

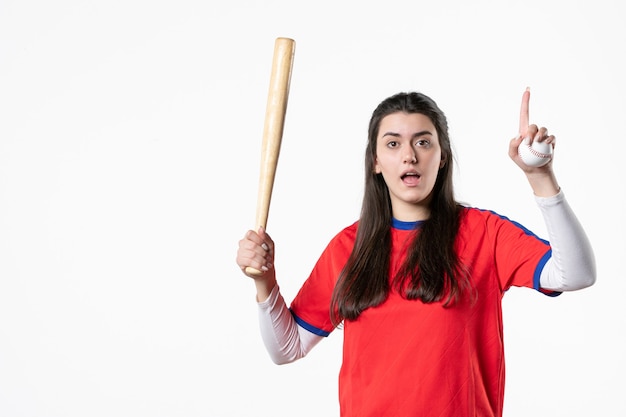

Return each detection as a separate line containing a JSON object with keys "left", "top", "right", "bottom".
{"left": 330, "top": 92, "right": 467, "bottom": 324}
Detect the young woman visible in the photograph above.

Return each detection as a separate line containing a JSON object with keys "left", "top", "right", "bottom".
{"left": 236, "top": 89, "right": 596, "bottom": 417}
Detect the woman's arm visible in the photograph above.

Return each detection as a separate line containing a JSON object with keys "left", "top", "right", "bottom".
{"left": 237, "top": 228, "right": 323, "bottom": 364}
{"left": 258, "top": 285, "right": 324, "bottom": 364}
{"left": 507, "top": 88, "right": 596, "bottom": 291}
{"left": 537, "top": 191, "right": 596, "bottom": 291}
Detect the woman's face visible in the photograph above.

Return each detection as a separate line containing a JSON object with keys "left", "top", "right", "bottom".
{"left": 374, "top": 112, "right": 444, "bottom": 221}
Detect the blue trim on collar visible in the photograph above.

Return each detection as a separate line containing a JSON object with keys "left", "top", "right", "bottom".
{"left": 392, "top": 218, "right": 425, "bottom": 230}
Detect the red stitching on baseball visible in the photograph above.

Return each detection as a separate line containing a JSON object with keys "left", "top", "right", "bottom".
{"left": 520, "top": 143, "right": 551, "bottom": 159}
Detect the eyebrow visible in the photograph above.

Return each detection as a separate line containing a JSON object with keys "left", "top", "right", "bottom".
{"left": 381, "top": 130, "right": 434, "bottom": 139}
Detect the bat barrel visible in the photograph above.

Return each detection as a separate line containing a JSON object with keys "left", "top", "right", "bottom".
{"left": 254, "top": 37, "right": 295, "bottom": 230}
{"left": 246, "top": 37, "right": 295, "bottom": 276}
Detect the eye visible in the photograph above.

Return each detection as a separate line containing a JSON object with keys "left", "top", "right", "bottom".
{"left": 386, "top": 140, "right": 399, "bottom": 148}
{"left": 415, "top": 138, "right": 431, "bottom": 147}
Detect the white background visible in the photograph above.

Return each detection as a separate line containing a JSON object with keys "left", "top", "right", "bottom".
{"left": 1, "top": 0, "right": 624, "bottom": 416}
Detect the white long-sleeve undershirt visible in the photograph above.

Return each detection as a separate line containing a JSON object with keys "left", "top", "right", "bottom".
{"left": 257, "top": 190, "right": 596, "bottom": 364}
{"left": 258, "top": 285, "right": 323, "bottom": 365}
{"left": 534, "top": 191, "right": 596, "bottom": 290}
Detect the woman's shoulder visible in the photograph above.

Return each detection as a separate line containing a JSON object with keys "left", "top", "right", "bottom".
{"left": 458, "top": 204, "right": 538, "bottom": 238}
{"left": 315, "top": 221, "right": 359, "bottom": 260}
{"left": 460, "top": 204, "right": 511, "bottom": 222}
{"left": 457, "top": 205, "right": 515, "bottom": 233}
{"left": 331, "top": 220, "right": 359, "bottom": 243}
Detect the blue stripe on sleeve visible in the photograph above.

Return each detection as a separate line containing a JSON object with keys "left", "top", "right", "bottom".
{"left": 534, "top": 249, "right": 562, "bottom": 297}
{"left": 480, "top": 209, "right": 549, "bottom": 244}
{"left": 476, "top": 208, "right": 561, "bottom": 297}
{"left": 289, "top": 309, "right": 331, "bottom": 337}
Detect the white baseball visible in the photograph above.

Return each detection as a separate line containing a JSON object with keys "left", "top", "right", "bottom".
{"left": 518, "top": 137, "right": 553, "bottom": 167}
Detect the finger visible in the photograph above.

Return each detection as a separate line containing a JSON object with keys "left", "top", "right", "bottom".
{"left": 237, "top": 230, "right": 271, "bottom": 264}
{"left": 257, "top": 226, "right": 274, "bottom": 253}
{"left": 519, "top": 87, "right": 530, "bottom": 136}
{"left": 525, "top": 124, "right": 538, "bottom": 141}
{"left": 243, "top": 229, "right": 265, "bottom": 248}
{"left": 534, "top": 127, "right": 544, "bottom": 142}
{"left": 534, "top": 127, "right": 555, "bottom": 143}
{"left": 508, "top": 134, "right": 524, "bottom": 159}
{"left": 240, "top": 235, "right": 271, "bottom": 259}
{"left": 236, "top": 243, "right": 272, "bottom": 273}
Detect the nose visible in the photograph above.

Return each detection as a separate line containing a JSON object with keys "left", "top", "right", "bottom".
{"left": 404, "top": 149, "right": 417, "bottom": 164}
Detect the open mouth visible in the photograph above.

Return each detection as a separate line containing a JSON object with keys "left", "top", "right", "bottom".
{"left": 401, "top": 171, "right": 421, "bottom": 185}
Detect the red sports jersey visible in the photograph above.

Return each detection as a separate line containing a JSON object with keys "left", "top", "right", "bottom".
{"left": 289, "top": 207, "right": 557, "bottom": 417}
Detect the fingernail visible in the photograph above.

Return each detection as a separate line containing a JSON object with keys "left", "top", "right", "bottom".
{"left": 261, "top": 243, "right": 269, "bottom": 251}
{"left": 261, "top": 265, "right": 269, "bottom": 272}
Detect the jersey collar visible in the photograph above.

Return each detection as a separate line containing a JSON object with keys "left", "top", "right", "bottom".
{"left": 392, "top": 218, "right": 425, "bottom": 230}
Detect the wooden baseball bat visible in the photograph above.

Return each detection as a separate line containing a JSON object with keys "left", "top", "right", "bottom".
{"left": 245, "top": 37, "right": 295, "bottom": 276}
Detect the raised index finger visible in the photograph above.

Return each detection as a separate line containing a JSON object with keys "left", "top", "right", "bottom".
{"left": 519, "top": 87, "right": 530, "bottom": 136}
